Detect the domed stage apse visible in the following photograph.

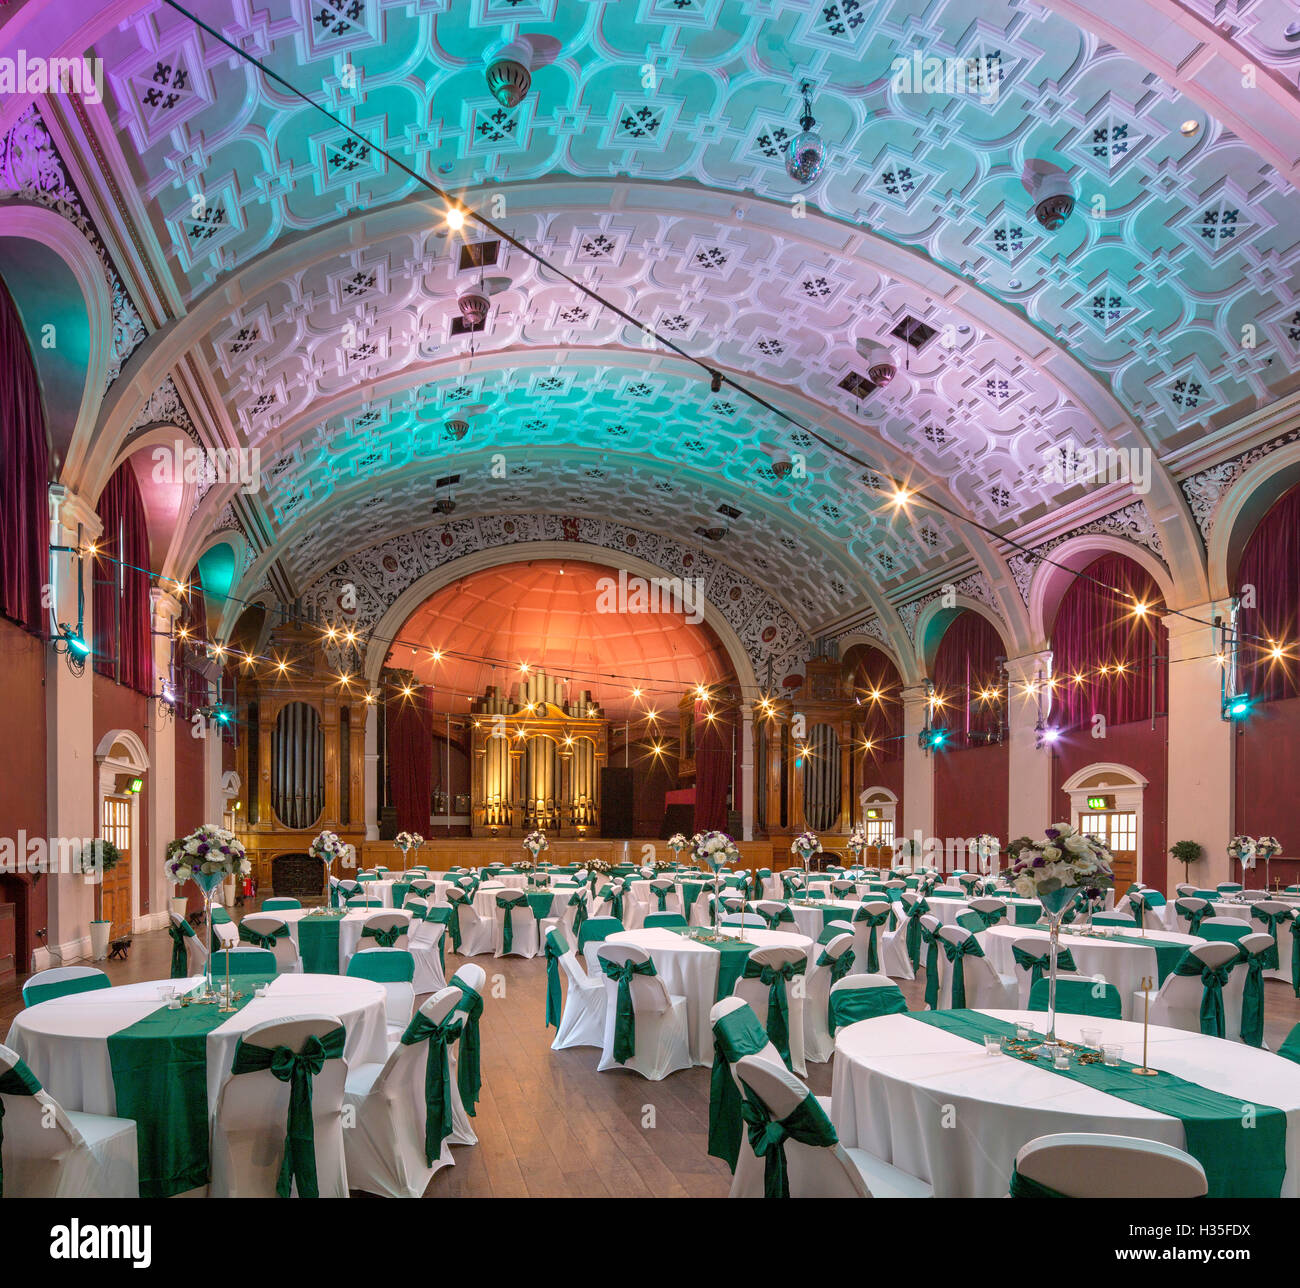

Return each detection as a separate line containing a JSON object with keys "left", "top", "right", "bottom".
{"left": 384, "top": 559, "right": 737, "bottom": 840}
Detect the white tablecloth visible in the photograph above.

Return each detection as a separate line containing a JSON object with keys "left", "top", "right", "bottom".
{"left": 276, "top": 907, "right": 414, "bottom": 972}
{"left": 927, "top": 896, "right": 1045, "bottom": 928}
{"left": 602, "top": 926, "right": 813, "bottom": 1065}
{"left": 6, "top": 974, "right": 389, "bottom": 1118}
{"left": 831, "top": 1007, "right": 1300, "bottom": 1197}
{"left": 982, "top": 925, "right": 1203, "bottom": 1018}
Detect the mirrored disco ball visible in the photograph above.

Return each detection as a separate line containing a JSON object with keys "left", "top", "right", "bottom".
{"left": 785, "top": 129, "right": 825, "bottom": 184}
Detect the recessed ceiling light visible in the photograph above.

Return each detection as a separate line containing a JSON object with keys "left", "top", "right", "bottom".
{"left": 956, "top": 323, "right": 971, "bottom": 335}
{"left": 1008, "top": 278, "right": 1021, "bottom": 289}
{"left": 1285, "top": 20, "right": 1300, "bottom": 41}
{"left": 1180, "top": 119, "right": 1200, "bottom": 136}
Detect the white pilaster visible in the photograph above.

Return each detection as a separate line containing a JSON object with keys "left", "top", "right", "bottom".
{"left": 45, "top": 486, "right": 102, "bottom": 963}
{"left": 740, "top": 708, "right": 754, "bottom": 842}
{"left": 1165, "top": 604, "right": 1235, "bottom": 886}
{"left": 364, "top": 699, "right": 379, "bottom": 840}
{"left": 1004, "top": 650, "right": 1054, "bottom": 840}
{"left": 900, "top": 685, "right": 935, "bottom": 841}
{"left": 145, "top": 590, "right": 181, "bottom": 932}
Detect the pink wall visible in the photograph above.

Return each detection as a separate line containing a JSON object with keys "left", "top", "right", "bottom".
{"left": 934, "top": 743, "right": 1008, "bottom": 850}
{"left": 1234, "top": 696, "right": 1300, "bottom": 889}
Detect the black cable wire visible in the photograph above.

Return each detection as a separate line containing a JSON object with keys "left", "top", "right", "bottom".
{"left": 155, "top": 0, "right": 1258, "bottom": 644}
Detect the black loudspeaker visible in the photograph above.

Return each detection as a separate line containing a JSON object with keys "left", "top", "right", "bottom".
{"left": 661, "top": 803, "right": 693, "bottom": 839}
{"left": 601, "top": 767, "right": 635, "bottom": 836}
{"left": 378, "top": 806, "right": 398, "bottom": 841}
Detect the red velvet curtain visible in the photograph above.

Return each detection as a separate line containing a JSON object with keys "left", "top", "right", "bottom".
{"left": 93, "top": 464, "right": 153, "bottom": 695}
{"left": 1236, "top": 485, "right": 1300, "bottom": 703}
{"left": 0, "top": 277, "right": 50, "bottom": 634}
{"left": 387, "top": 688, "right": 433, "bottom": 833}
{"left": 932, "top": 610, "right": 1004, "bottom": 744}
{"left": 694, "top": 700, "right": 732, "bottom": 833}
{"left": 847, "top": 644, "right": 903, "bottom": 762}
{"left": 1051, "top": 554, "right": 1167, "bottom": 730}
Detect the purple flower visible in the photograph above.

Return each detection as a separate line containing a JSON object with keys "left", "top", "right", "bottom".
{"left": 1045, "top": 828, "right": 1060, "bottom": 840}
{"left": 1031, "top": 856, "right": 1044, "bottom": 868}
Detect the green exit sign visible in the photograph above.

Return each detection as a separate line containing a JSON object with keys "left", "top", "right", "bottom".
{"left": 866, "top": 808, "right": 880, "bottom": 819}
{"left": 1087, "top": 795, "right": 1113, "bottom": 810}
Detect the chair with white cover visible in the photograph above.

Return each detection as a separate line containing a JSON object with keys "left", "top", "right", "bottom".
{"left": 828, "top": 974, "right": 908, "bottom": 1034}
{"left": 1010, "top": 935, "right": 1079, "bottom": 1008}
{"left": 1124, "top": 889, "right": 1166, "bottom": 931}
{"left": 936, "top": 925, "right": 1016, "bottom": 1010}
{"left": 850, "top": 900, "right": 894, "bottom": 977}
{"left": 803, "top": 932, "right": 856, "bottom": 1062}
{"left": 729, "top": 1055, "right": 932, "bottom": 1199}
{"left": 261, "top": 897, "right": 301, "bottom": 912}
{"left": 708, "top": 998, "right": 788, "bottom": 1171}
{"left": 22, "top": 966, "right": 111, "bottom": 1008}
{"left": 1197, "top": 917, "right": 1254, "bottom": 944}
{"left": 492, "top": 888, "right": 540, "bottom": 959}
{"left": 221, "top": 945, "right": 279, "bottom": 975}
{"left": 720, "top": 911, "right": 766, "bottom": 929}
{"left": 210, "top": 1015, "right": 349, "bottom": 1197}
{"left": 1174, "top": 897, "right": 1216, "bottom": 935}
{"left": 0, "top": 1043, "right": 138, "bottom": 1196}
{"left": 1174, "top": 883, "right": 1197, "bottom": 898}
{"left": 1217, "top": 882, "right": 1243, "bottom": 896}
{"left": 1235, "top": 931, "right": 1274, "bottom": 1049}
{"left": 733, "top": 944, "right": 808, "bottom": 1076}
{"left": 1090, "top": 910, "right": 1138, "bottom": 929}
{"left": 347, "top": 947, "right": 416, "bottom": 1040}
{"left": 1141, "top": 942, "right": 1246, "bottom": 1039}
{"left": 342, "top": 987, "right": 464, "bottom": 1197}
{"left": 404, "top": 906, "right": 448, "bottom": 994}
{"left": 446, "top": 888, "right": 494, "bottom": 957}
{"left": 445, "top": 964, "right": 485, "bottom": 1146}
{"left": 1248, "top": 902, "right": 1293, "bottom": 971}
{"left": 358, "top": 910, "right": 409, "bottom": 954}
{"left": 547, "top": 928, "right": 607, "bottom": 1050}
{"left": 966, "top": 896, "right": 1009, "bottom": 930}
{"left": 829, "top": 878, "right": 857, "bottom": 900}
{"left": 594, "top": 943, "right": 692, "bottom": 1080}
{"left": 1011, "top": 1133, "right": 1207, "bottom": 1198}
{"left": 238, "top": 913, "right": 302, "bottom": 973}
{"left": 168, "top": 911, "right": 208, "bottom": 979}
{"left": 645, "top": 877, "right": 682, "bottom": 918}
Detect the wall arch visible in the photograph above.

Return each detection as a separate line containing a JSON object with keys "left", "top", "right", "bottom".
{"left": 915, "top": 597, "right": 1011, "bottom": 676}
{"left": 1207, "top": 443, "right": 1300, "bottom": 601}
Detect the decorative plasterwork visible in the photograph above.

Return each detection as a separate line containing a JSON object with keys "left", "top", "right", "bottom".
{"left": 295, "top": 514, "right": 807, "bottom": 684}
{"left": 1005, "top": 501, "right": 1169, "bottom": 604}
{"left": 0, "top": 105, "right": 146, "bottom": 387}
{"left": 1179, "top": 426, "right": 1300, "bottom": 540}
{"left": 896, "top": 571, "right": 1002, "bottom": 645}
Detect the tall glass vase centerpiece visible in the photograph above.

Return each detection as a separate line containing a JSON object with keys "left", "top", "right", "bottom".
{"left": 309, "top": 830, "right": 348, "bottom": 917}
{"left": 847, "top": 822, "right": 869, "bottom": 869}
{"left": 694, "top": 830, "right": 740, "bottom": 941}
{"left": 165, "top": 824, "right": 250, "bottom": 1001}
{"left": 523, "top": 830, "right": 549, "bottom": 863}
{"left": 1008, "top": 823, "right": 1113, "bottom": 1056}
{"left": 975, "top": 834, "right": 1001, "bottom": 880}
{"left": 1256, "top": 836, "right": 1282, "bottom": 890}
{"left": 394, "top": 831, "right": 423, "bottom": 874}
{"left": 791, "top": 831, "right": 821, "bottom": 902}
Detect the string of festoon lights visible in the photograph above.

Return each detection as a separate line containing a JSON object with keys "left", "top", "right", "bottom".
{"left": 159, "top": 0, "right": 1287, "bottom": 657}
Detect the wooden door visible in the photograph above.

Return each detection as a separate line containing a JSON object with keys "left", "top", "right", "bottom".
{"left": 100, "top": 796, "right": 133, "bottom": 936}
{"left": 1079, "top": 810, "right": 1138, "bottom": 890}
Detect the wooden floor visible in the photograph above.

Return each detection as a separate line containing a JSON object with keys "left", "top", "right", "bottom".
{"left": 2, "top": 920, "right": 1298, "bottom": 1198}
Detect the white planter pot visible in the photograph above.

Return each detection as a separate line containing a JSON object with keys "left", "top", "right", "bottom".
{"left": 89, "top": 920, "right": 113, "bottom": 962}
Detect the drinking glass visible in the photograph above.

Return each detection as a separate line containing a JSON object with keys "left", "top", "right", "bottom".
{"left": 1080, "top": 1027, "right": 1102, "bottom": 1048}
{"left": 1101, "top": 1043, "right": 1124, "bottom": 1066}
{"left": 984, "top": 1035, "right": 1001, "bottom": 1055}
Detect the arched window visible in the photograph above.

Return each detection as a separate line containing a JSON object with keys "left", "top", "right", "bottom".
{"left": 932, "top": 611, "right": 1004, "bottom": 746}
{"left": 1235, "top": 484, "right": 1300, "bottom": 703}
{"left": 845, "top": 644, "right": 903, "bottom": 763}
{"left": 1050, "top": 554, "right": 1167, "bottom": 730}
{"left": 0, "top": 276, "right": 50, "bottom": 634}
{"left": 93, "top": 463, "right": 153, "bottom": 695}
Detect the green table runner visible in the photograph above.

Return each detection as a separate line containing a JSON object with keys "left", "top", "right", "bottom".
{"left": 296, "top": 917, "right": 342, "bottom": 974}
{"left": 907, "top": 1011, "right": 1286, "bottom": 1198}
{"left": 1085, "top": 934, "right": 1188, "bottom": 983}
{"left": 106, "top": 972, "right": 278, "bottom": 1198}
{"left": 525, "top": 891, "right": 555, "bottom": 920}
{"left": 667, "top": 928, "right": 758, "bottom": 999}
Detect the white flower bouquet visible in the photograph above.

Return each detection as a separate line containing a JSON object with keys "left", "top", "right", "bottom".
{"left": 1256, "top": 835, "right": 1282, "bottom": 859}
{"left": 847, "top": 822, "right": 870, "bottom": 858}
{"left": 667, "top": 832, "right": 689, "bottom": 854}
{"left": 1008, "top": 823, "right": 1114, "bottom": 912}
{"left": 1228, "top": 835, "right": 1257, "bottom": 870}
{"left": 693, "top": 830, "right": 740, "bottom": 870}
{"left": 309, "top": 830, "right": 347, "bottom": 864}
{"left": 523, "top": 830, "right": 549, "bottom": 857}
{"left": 975, "top": 834, "right": 1000, "bottom": 873}
{"left": 791, "top": 831, "right": 821, "bottom": 860}
{"left": 165, "top": 824, "right": 250, "bottom": 885}
{"left": 395, "top": 831, "right": 424, "bottom": 852}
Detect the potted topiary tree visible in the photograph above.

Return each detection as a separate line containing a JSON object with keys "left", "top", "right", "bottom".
{"left": 85, "top": 839, "right": 122, "bottom": 961}
{"left": 1169, "top": 839, "right": 1203, "bottom": 886}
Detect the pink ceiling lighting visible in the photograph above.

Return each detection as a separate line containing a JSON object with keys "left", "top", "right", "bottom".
{"left": 387, "top": 559, "right": 735, "bottom": 720}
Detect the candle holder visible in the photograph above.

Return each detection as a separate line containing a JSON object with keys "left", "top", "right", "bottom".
{"left": 218, "top": 940, "right": 238, "bottom": 1013}
{"left": 1133, "top": 974, "right": 1158, "bottom": 1075}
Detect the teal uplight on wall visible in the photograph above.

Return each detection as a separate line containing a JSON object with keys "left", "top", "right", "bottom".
{"left": 197, "top": 542, "right": 238, "bottom": 620}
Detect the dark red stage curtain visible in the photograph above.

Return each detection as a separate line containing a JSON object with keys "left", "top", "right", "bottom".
{"left": 932, "top": 610, "right": 1004, "bottom": 745}
{"left": 387, "top": 689, "right": 433, "bottom": 833}
{"left": 1236, "top": 485, "right": 1300, "bottom": 703}
{"left": 93, "top": 463, "right": 153, "bottom": 696}
{"left": 1051, "top": 554, "right": 1167, "bottom": 730}
{"left": 848, "top": 644, "right": 903, "bottom": 762}
{"left": 0, "top": 277, "right": 51, "bottom": 635}
{"left": 694, "top": 700, "right": 732, "bottom": 833}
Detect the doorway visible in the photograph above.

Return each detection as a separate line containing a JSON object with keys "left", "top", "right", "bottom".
{"left": 1077, "top": 809, "right": 1138, "bottom": 890}
{"left": 99, "top": 795, "right": 133, "bottom": 937}
{"left": 1061, "top": 763, "right": 1147, "bottom": 890}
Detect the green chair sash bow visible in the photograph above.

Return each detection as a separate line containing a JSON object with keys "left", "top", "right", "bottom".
{"left": 762, "top": 904, "right": 795, "bottom": 930}
{"left": 495, "top": 894, "right": 525, "bottom": 954}
{"left": 650, "top": 883, "right": 673, "bottom": 912}
{"left": 920, "top": 922, "right": 941, "bottom": 1010}
{"left": 940, "top": 935, "right": 985, "bottom": 1009}
{"left": 1250, "top": 906, "right": 1292, "bottom": 971}
{"left": 441, "top": 898, "right": 464, "bottom": 953}
{"left": 740, "top": 955, "right": 806, "bottom": 1066}
{"left": 544, "top": 930, "right": 566, "bottom": 1029}
{"left": 576, "top": 917, "right": 624, "bottom": 954}
{"left": 168, "top": 918, "right": 196, "bottom": 978}
{"left": 828, "top": 982, "right": 907, "bottom": 1033}
{"left": 238, "top": 922, "right": 288, "bottom": 951}
{"left": 0, "top": 1057, "right": 42, "bottom": 1198}
{"left": 399, "top": 1010, "right": 464, "bottom": 1166}
{"left": 816, "top": 945, "right": 857, "bottom": 1029}
{"left": 852, "top": 906, "right": 890, "bottom": 973}
{"left": 902, "top": 898, "right": 930, "bottom": 970}
{"left": 708, "top": 1005, "right": 770, "bottom": 1170}
{"left": 1011, "top": 943, "right": 1078, "bottom": 987}
{"left": 360, "top": 923, "right": 404, "bottom": 948}
{"left": 1172, "top": 952, "right": 1232, "bottom": 1038}
{"left": 1009, "top": 1165, "right": 1068, "bottom": 1198}
{"left": 1177, "top": 900, "right": 1216, "bottom": 935}
{"left": 1235, "top": 944, "right": 1266, "bottom": 1049}
{"left": 599, "top": 884, "right": 626, "bottom": 922}
{"left": 448, "top": 974, "right": 484, "bottom": 1115}
{"left": 229, "top": 1024, "right": 346, "bottom": 1198}
{"left": 598, "top": 956, "right": 658, "bottom": 1064}
{"left": 967, "top": 904, "right": 1007, "bottom": 930}
{"left": 567, "top": 889, "right": 588, "bottom": 936}
{"left": 737, "top": 1079, "right": 839, "bottom": 1199}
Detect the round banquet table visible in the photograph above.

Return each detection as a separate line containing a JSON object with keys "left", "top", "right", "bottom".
{"left": 5, "top": 973, "right": 389, "bottom": 1198}
{"left": 275, "top": 906, "right": 414, "bottom": 973}
{"left": 601, "top": 926, "right": 813, "bottom": 1065}
{"left": 981, "top": 924, "right": 1203, "bottom": 1018}
{"left": 831, "top": 1008, "right": 1300, "bottom": 1198}
{"left": 925, "top": 894, "right": 1046, "bottom": 928}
